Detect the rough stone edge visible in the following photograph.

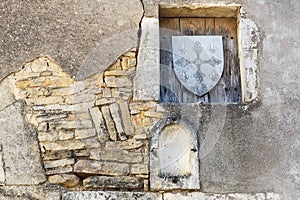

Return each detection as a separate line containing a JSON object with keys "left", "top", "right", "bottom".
{"left": 163, "top": 192, "right": 282, "bottom": 200}
{"left": 238, "top": 8, "right": 261, "bottom": 103}
{"left": 150, "top": 118, "right": 200, "bottom": 191}
{"left": 62, "top": 191, "right": 162, "bottom": 200}
{"left": 133, "top": 16, "right": 160, "bottom": 101}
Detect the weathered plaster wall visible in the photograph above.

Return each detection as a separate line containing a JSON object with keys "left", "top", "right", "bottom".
{"left": 0, "top": 0, "right": 299, "bottom": 200}
{"left": 0, "top": 0, "right": 143, "bottom": 80}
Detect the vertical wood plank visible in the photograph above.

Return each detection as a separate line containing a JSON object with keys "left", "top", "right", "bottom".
{"left": 159, "top": 17, "right": 240, "bottom": 103}
{"left": 206, "top": 17, "right": 226, "bottom": 103}
{"left": 179, "top": 18, "right": 207, "bottom": 103}
{"left": 160, "top": 18, "right": 182, "bottom": 103}
{"left": 215, "top": 18, "right": 241, "bottom": 103}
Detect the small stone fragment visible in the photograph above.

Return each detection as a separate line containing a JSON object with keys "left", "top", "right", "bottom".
{"left": 83, "top": 175, "right": 142, "bottom": 189}
{"left": 74, "top": 160, "right": 129, "bottom": 176}
{"left": 44, "top": 158, "right": 75, "bottom": 169}
{"left": 109, "top": 103, "right": 126, "bottom": 140}
{"left": 101, "top": 106, "right": 117, "bottom": 141}
{"left": 89, "top": 107, "right": 109, "bottom": 143}
{"left": 48, "top": 174, "right": 80, "bottom": 188}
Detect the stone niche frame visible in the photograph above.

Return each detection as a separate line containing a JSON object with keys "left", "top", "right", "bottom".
{"left": 133, "top": 4, "right": 260, "bottom": 103}
{"left": 150, "top": 117, "right": 200, "bottom": 191}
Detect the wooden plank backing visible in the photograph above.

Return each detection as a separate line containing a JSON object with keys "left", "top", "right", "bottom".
{"left": 159, "top": 17, "right": 241, "bottom": 103}
{"left": 160, "top": 18, "right": 182, "bottom": 103}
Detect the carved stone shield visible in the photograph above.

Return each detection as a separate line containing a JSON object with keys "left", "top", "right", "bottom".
{"left": 172, "top": 36, "right": 224, "bottom": 96}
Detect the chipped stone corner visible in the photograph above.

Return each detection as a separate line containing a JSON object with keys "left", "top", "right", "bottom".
{"left": 133, "top": 16, "right": 160, "bottom": 101}
{"left": 238, "top": 9, "right": 261, "bottom": 103}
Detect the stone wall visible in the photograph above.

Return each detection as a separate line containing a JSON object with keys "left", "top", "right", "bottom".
{"left": 3, "top": 50, "right": 167, "bottom": 190}
{"left": 0, "top": 0, "right": 299, "bottom": 199}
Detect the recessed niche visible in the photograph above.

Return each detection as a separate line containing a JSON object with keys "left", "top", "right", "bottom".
{"left": 159, "top": 5, "right": 242, "bottom": 103}
{"left": 150, "top": 119, "right": 200, "bottom": 191}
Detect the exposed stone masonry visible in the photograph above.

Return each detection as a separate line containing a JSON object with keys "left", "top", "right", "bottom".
{"left": 7, "top": 49, "right": 166, "bottom": 189}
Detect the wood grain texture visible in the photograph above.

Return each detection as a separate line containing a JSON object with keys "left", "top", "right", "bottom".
{"left": 159, "top": 17, "right": 241, "bottom": 103}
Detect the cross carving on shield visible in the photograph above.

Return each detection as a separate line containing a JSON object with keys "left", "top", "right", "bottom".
{"left": 172, "top": 36, "right": 224, "bottom": 96}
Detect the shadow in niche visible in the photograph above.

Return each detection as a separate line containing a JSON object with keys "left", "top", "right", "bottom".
{"left": 150, "top": 114, "right": 200, "bottom": 190}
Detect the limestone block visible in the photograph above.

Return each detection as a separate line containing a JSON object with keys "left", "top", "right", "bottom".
{"left": 36, "top": 113, "right": 68, "bottom": 124}
{"left": 144, "top": 110, "right": 165, "bottom": 118}
{"left": 95, "top": 97, "right": 115, "bottom": 106}
{"left": 68, "top": 112, "right": 91, "bottom": 121}
{"left": 23, "top": 87, "right": 52, "bottom": 98}
{"left": 101, "top": 105, "right": 117, "bottom": 141}
{"left": 113, "top": 89, "right": 133, "bottom": 101}
{"left": 83, "top": 175, "right": 142, "bottom": 189}
{"left": 105, "top": 139, "right": 144, "bottom": 150}
{"left": 42, "top": 150, "right": 73, "bottom": 161}
{"left": 38, "top": 131, "right": 58, "bottom": 142}
{"left": 65, "top": 93, "right": 96, "bottom": 104}
{"left": 13, "top": 71, "right": 40, "bottom": 81}
{"left": 74, "top": 160, "right": 129, "bottom": 176}
{"left": 0, "top": 186, "right": 61, "bottom": 200}
{"left": 105, "top": 76, "right": 132, "bottom": 88}
{"left": 129, "top": 101, "right": 157, "bottom": 111}
{"left": 240, "top": 48, "right": 259, "bottom": 102}
{"left": 164, "top": 192, "right": 281, "bottom": 200}
{"left": 109, "top": 103, "right": 127, "bottom": 140}
{"left": 104, "top": 70, "right": 127, "bottom": 76}
{"left": 25, "top": 96, "right": 64, "bottom": 105}
{"left": 239, "top": 18, "right": 260, "bottom": 49}
{"left": 150, "top": 121, "right": 200, "bottom": 190}
{"left": 33, "top": 102, "right": 94, "bottom": 112}
{"left": 89, "top": 148, "right": 101, "bottom": 160}
{"left": 119, "top": 101, "right": 135, "bottom": 135}
{"left": 131, "top": 164, "right": 149, "bottom": 175}
{"left": 0, "top": 152, "right": 5, "bottom": 184}
{"left": 50, "top": 120, "right": 93, "bottom": 129}
{"left": 134, "top": 17, "right": 160, "bottom": 101}
{"left": 38, "top": 121, "right": 49, "bottom": 131}
{"left": 88, "top": 107, "right": 109, "bottom": 143}
{"left": 48, "top": 174, "right": 80, "bottom": 188}
{"left": 45, "top": 166, "right": 73, "bottom": 175}
{"left": 62, "top": 191, "right": 162, "bottom": 200}
{"left": 58, "top": 129, "right": 74, "bottom": 140}
{"left": 81, "top": 137, "right": 101, "bottom": 149}
{"left": 74, "top": 129, "right": 96, "bottom": 139}
{"left": 0, "top": 101, "right": 46, "bottom": 185}
{"left": 102, "top": 88, "right": 112, "bottom": 97}
{"left": 266, "top": 193, "right": 282, "bottom": 200}
{"left": 74, "top": 149, "right": 90, "bottom": 157}
{"left": 0, "top": 78, "right": 16, "bottom": 111}
{"left": 100, "top": 150, "right": 143, "bottom": 163}
{"left": 44, "top": 158, "right": 75, "bottom": 169}
{"left": 41, "top": 140, "right": 86, "bottom": 151}
{"left": 15, "top": 77, "right": 73, "bottom": 89}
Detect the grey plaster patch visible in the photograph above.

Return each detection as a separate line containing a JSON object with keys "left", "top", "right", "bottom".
{"left": 0, "top": 0, "right": 143, "bottom": 81}
{"left": 62, "top": 191, "right": 162, "bottom": 200}
{"left": 0, "top": 77, "right": 16, "bottom": 111}
{"left": 0, "top": 101, "right": 46, "bottom": 185}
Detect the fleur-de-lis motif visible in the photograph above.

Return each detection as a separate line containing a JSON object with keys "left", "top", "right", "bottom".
{"left": 178, "top": 43, "right": 187, "bottom": 55}
{"left": 208, "top": 42, "right": 217, "bottom": 54}
{"left": 175, "top": 57, "right": 190, "bottom": 67}
{"left": 193, "top": 41, "right": 203, "bottom": 53}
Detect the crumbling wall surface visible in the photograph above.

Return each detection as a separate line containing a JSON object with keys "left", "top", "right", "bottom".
{"left": 0, "top": 0, "right": 299, "bottom": 200}
{"left": 2, "top": 51, "right": 165, "bottom": 191}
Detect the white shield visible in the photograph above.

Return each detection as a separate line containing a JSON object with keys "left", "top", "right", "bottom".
{"left": 172, "top": 36, "right": 224, "bottom": 96}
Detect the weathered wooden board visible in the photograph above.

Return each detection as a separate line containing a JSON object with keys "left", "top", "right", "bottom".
{"left": 159, "top": 17, "right": 241, "bottom": 103}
